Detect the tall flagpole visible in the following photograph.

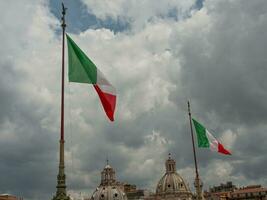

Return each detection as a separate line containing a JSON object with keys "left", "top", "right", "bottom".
{"left": 52, "top": 3, "right": 70, "bottom": 200}
{"left": 187, "top": 101, "right": 203, "bottom": 200}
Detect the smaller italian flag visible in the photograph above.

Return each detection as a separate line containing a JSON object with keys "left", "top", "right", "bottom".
{"left": 192, "top": 118, "right": 231, "bottom": 155}
{"left": 66, "top": 34, "right": 116, "bottom": 121}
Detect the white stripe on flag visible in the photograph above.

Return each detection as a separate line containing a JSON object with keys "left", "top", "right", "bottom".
{"left": 98, "top": 84, "right": 116, "bottom": 95}
{"left": 206, "top": 130, "right": 218, "bottom": 152}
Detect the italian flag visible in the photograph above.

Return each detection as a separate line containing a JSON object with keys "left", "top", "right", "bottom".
{"left": 66, "top": 34, "right": 116, "bottom": 121}
{"left": 192, "top": 118, "right": 231, "bottom": 155}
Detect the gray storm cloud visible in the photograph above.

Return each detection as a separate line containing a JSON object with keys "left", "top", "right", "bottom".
{"left": 0, "top": 0, "right": 266, "bottom": 200}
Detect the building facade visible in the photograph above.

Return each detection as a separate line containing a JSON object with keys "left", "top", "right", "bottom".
{"left": 204, "top": 183, "right": 267, "bottom": 200}
{"left": 231, "top": 185, "right": 267, "bottom": 200}
{"left": 204, "top": 182, "right": 237, "bottom": 200}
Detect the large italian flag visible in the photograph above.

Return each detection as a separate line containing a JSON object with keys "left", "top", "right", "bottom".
{"left": 66, "top": 34, "right": 116, "bottom": 121}
{"left": 192, "top": 119, "right": 231, "bottom": 155}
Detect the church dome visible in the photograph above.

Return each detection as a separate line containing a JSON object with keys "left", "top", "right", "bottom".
{"left": 91, "top": 162, "right": 127, "bottom": 200}
{"left": 91, "top": 186, "right": 127, "bottom": 200}
{"left": 156, "top": 154, "right": 191, "bottom": 196}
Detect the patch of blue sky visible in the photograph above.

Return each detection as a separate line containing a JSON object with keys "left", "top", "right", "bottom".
{"left": 194, "top": 0, "right": 204, "bottom": 10}
{"left": 49, "top": 0, "right": 130, "bottom": 34}
{"left": 173, "top": 0, "right": 204, "bottom": 21}
{"left": 167, "top": 8, "right": 179, "bottom": 21}
{"left": 49, "top": 0, "right": 204, "bottom": 34}
{"left": 159, "top": 0, "right": 205, "bottom": 22}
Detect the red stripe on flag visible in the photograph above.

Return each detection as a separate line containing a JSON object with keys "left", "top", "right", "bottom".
{"left": 218, "top": 142, "right": 231, "bottom": 155}
{"left": 93, "top": 85, "right": 116, "bottom": 121}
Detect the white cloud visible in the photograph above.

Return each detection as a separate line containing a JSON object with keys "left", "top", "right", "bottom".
{"left": 220, "top": 130, "right": 237, "bottom": 149}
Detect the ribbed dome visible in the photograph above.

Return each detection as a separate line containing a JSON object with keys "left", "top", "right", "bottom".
{"left": 156, "top": 154, "right": 191, "bottom": 196}
{"left": 90, "top": 162, "right": 127, "bottom": 200}
{"left": 91, "top": 186, "right": 127, "bottom": 200}
{"left": 156, "top": 172, "right": 190, "bottom": 194}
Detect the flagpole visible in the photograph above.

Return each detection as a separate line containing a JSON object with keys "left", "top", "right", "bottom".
{"left": 187, "top": 101, "right": 203, "bottom": 200}
{"left": 52, "top": 3, "right": 70, "bottom": 200}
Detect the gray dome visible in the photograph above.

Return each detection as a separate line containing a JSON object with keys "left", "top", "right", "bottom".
{"left": 91, "top": 186, "right": 127, "bottom": 200}
{"left": 156, "top": 154, "right": 192, "bottom": 197}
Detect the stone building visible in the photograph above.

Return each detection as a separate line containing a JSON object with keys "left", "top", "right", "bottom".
{"left": 204, "top": 182, "right": 237, "bottom": 200}
{"left": 204, "top": 183, "right": 267, "bottom": 200}
{"left": 123, "top": 184, "right": 145, "bottom": 200}
{"left": 210, "top": 182, "right": 237, "bottom": 193}
{"left": 230, "top": 185, "right": 267, "bottom": 200}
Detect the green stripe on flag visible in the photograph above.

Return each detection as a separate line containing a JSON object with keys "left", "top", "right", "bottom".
{"left": 66, "top": 34, "right": 97, "bottom": 84}
{"left": 192, "top": 119, "right": 210, "bottom": 148}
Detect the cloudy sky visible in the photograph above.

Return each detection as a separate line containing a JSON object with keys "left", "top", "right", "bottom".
{"left": 0, "top": 0, "right": 267, "bottom": 199}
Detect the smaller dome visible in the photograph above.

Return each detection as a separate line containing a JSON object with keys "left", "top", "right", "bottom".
{"left": 91, "top": 186, "right": 127, "bottom": 200}
{"left": 156, "top": 154, "right": 191, "bottom": 196}
{"left": 90, "top": 162, "right": 128, "bottom": 200}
